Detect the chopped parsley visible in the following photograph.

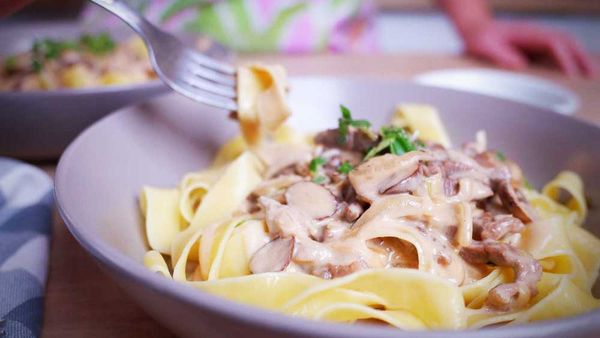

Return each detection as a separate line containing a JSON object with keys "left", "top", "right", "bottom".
{"left": 523, "top": 178, "right": 534, "bottom": 190}
{"left": 31, "top": 59, "right": 43, "bottom": 73}
{"left": 495, "top": 150, "right": 507, "bottom": 162}
{"left": 337, "top": 105, "right": 371, "bottom": 144}
{"left": 31, "top": 38, "right": 77, "bottom": 72}
{"left": 309, "top": 156, "right": 326, "bottom": 173}
{"left": 27, "top": 33, "right": 116, "bottom": 72}
{"left": 32, "top": 39, "right": 78, "bottom": 60}
{"left": 3, "top": 56, "right": 17, "bottom": 73}
{"left": 80, "top": 33, "right": 116, "bottom": 55}
{"left": 364, "top": 126, "right": 416, "bottom": 160}
{"left": 312, "top": 175, "right": 327, "bottom": 184}
{"left": 338, "top": 162, "right": 354, "bottom": 174}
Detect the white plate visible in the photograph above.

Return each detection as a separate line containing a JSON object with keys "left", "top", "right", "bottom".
{"left": 414, "top": 68, "right": 579, "bottom": 115}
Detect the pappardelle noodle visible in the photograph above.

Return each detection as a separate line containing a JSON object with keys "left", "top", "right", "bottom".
{"left": 140, "top": 64, "right": 600, "bottom": 330}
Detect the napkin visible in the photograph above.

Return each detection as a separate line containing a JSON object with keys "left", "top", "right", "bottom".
{"left": 0, "top": 158, "right": 53, "bottom": 338}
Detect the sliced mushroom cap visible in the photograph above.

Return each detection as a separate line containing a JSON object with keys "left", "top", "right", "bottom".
{"left": 249, "top": 236, "right": 295, "bottom": 274}
{"left": 259, "top": 196, "right": 317, "bottom": 238}
{"left": 497, "top": 181, "right": 534, "bottom": 223}
{"left": 285, "top": 181, "right": 337, "bottom": 219}
{"left": 349, "top": 152, "right": 426, "bottom": 203}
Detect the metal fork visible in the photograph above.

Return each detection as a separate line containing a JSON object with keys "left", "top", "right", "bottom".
{"left": 89, "top": 0, "right": 238, "bottom": 111}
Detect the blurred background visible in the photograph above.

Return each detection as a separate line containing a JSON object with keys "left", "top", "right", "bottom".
{"left": 1, "top": 0, "right": 599, "bottom": 55}
{"left": 1, "top": 0, "right": 599, "bottom": 158}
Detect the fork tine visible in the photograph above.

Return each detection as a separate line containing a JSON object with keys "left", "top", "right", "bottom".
{"left": 87, "top": 0, "right": 238, "bottom": 110}
{"left": 181, "top": 74, "right": 236, "bottom": 98}
{"left": 170, "top": 80, "right": 238, "bottom": 111}
{"left": 185, "top": 60, "right": 236, "bottom": 87}
{"left": 186, "top": 49, "right": 236, "bottom": 75}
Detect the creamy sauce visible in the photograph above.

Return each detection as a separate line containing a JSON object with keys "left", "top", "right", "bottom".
{"left": 246, "top": 140, "right": 522, "bottom": 286}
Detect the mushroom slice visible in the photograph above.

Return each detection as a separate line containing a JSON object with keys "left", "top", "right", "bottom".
{"left": 259, "top": 196, "right": 316, "bottom": 238}
{"left": 285, "top": 181, "right": 337, "bottom": 219}
{"left": 249, "top": 236, "right": 295, "bottom": 274}
{"left": 349, "top": 152, "right": 426, "bottom": 203}
{"left": 497, "top": 180, "right": 534, "bottom": 223}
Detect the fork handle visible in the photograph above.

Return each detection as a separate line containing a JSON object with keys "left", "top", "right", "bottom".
{"left": 88, "top": 0, "right": 158, "bottom": 43}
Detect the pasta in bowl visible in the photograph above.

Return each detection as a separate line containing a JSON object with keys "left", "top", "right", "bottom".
{"left": 139, "top": 65, "right": 600, "bottom": 330}
{"left": 0, "top": 32, "right": 168, "bottom": 159}
{"left": 0, "top": 33, "right": 156, "bottom": 91}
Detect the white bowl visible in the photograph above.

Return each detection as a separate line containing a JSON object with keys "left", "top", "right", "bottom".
{"left": 56, "top": 77, "right": 600, "bottom": 338}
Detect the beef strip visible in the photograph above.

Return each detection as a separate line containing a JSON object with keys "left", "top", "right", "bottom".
{"left": 473, "top": 213, "right": 525, "bottom": 241}
{"left": 474, "top": 151, "right": 535, "bottom": 223}
{"left": 460, "top": 241, "right": 542, "bottom": 311}
{"left": 496, "top": 180, "right": 534, "bottom": 223}
{"left": 314, "top": 127, "right": 377, "bottom": 153}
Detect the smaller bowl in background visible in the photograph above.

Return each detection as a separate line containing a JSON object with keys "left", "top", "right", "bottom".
{"left": 0, "top": 82, "right": 167, "bottom": 159}
{"left": 414, "top": 68, "right": 580, "bottom": 116}
{"left": 0, "top": 20, "right": 169, "bottom": 160}
{"left": 0, "top": 19, "right": 233, "bottom": 160}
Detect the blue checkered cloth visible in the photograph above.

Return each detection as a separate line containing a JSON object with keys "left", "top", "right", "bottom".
{"left": 0, "top": 158, "right": 53, "bottom": 338}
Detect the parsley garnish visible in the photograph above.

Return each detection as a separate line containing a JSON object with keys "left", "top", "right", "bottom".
{"left": 31, "top": 38, "right": 76, "bottom": 72}
{"left": 309, "top": 156, "right": 326, "bottom": 173}
{"left": 31, "top": 59, "right": 43, "bottom": 73}
{"left": 312, "top": 175, "right": 327, "bottom": 184}
{"left": 80, "top": 33, "right": 116, "bottom": 55}
{"left": 495, "top": 150, "right": 507, "bottom": 162}
{"left": 364, "top": 126, "right": 416, "bottom": 160}
{"left": 27, "top": 33, "right": 116, "bottom": 73}
{"left": 523, "top": 178, "right": 534, "bottom": 190}
{"left": 338, "top": 162, "right": 354, "bottom": 174}
{"left": 3, "top": 56, "right": 17, "bottom": 73}
{"left": 33, "top": 39, "right": 77, "bottom": 60}
{"left": 338, "top": 105, "right": 371, "bottom": 144}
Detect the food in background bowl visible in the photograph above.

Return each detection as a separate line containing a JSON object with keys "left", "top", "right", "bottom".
{"left": 140, "top": 65, "right": 600, "bottom": 330}
{"left": 0, "top": 33, "right": 156, "bottom": 91}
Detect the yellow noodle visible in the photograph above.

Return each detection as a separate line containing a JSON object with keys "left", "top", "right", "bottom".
{"left": 141, "top": 64, "right": 599, "bottom": 330}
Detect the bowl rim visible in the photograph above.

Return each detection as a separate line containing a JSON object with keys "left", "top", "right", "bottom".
{"left": 55, "top": 76, "right": 600, "bottom": 338}
{"left": 0, "top": 79, "right": 165, "bottom": 98}
{"left": 413, "top": 67, "right": 580, "bottom": 115}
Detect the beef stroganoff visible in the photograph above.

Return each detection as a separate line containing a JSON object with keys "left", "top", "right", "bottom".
{"left": 0, "top": 33, "right": 155, "bottom": 91}
{"left": 140, "top": 64, "right": 600, "bottom": 330}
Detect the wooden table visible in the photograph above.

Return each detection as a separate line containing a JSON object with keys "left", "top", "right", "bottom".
{"left": 40, "top": 54, "right": 600, "bottom": 338}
